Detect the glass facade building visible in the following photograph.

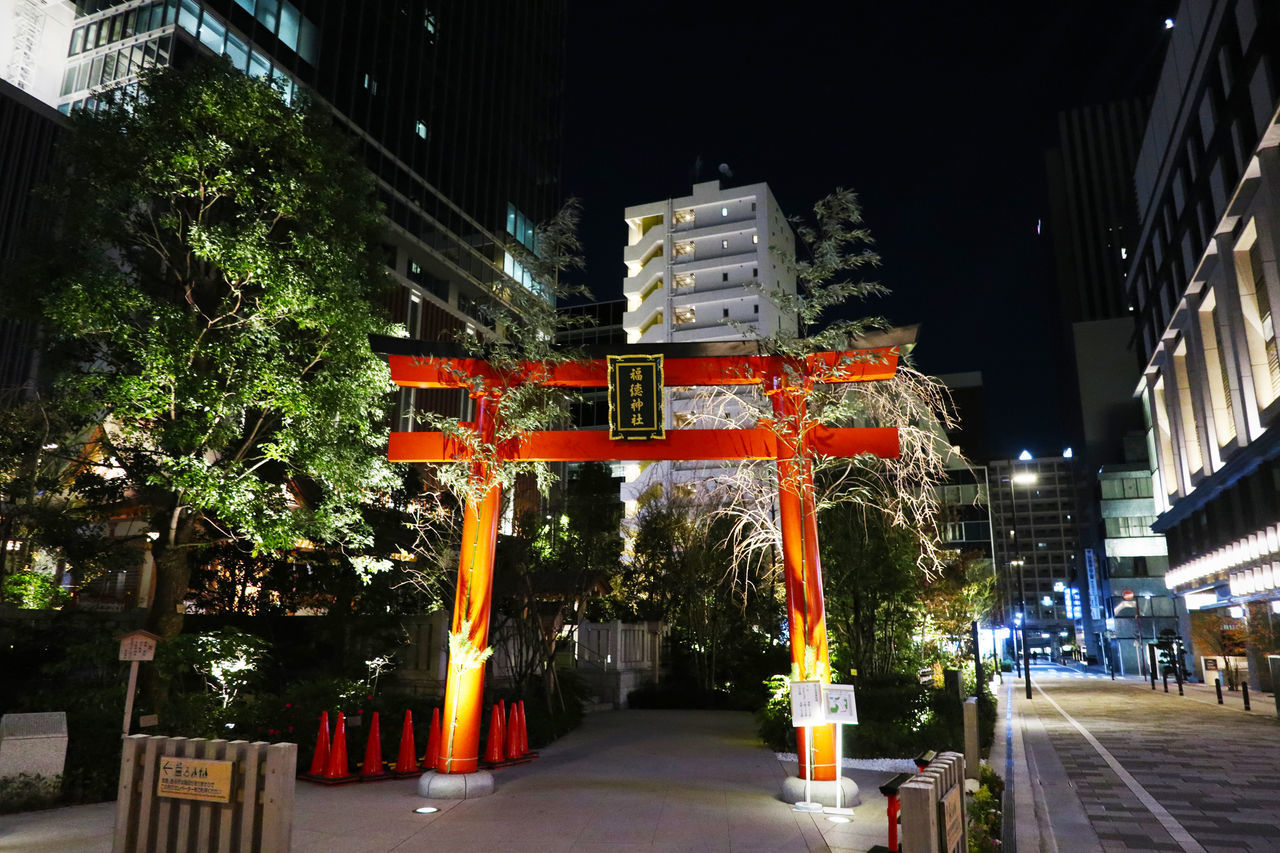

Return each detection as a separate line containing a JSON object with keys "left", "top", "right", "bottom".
{"left": 38, "top": 0, "right": 567, "bottom": 422}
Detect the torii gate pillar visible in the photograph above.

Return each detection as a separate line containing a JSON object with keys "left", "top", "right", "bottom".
{"left": 436, "top": 392, "right": 503, "bottom": 775}
{"left": 769, "top": 380, "right": 838, "bottom": 781}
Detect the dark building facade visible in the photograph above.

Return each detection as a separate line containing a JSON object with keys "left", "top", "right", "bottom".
{"left": 0, "top": 80, "right": 64, "bottom": 394}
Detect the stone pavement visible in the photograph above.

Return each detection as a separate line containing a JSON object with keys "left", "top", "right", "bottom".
{"left": 0, "top": 709, "right": 901, "bottom": 852}
{"left": 1002, "top": 664, "right": 1280, "bottom": 853}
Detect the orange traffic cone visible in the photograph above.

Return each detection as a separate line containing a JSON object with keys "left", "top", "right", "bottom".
{"left": 307, "top": 711, "right": 330, "bottom": 776}
{"left": 505, "top": 702, "right": 519, "bottom": 759}
{"left": 393, "top": 710, "right": 418, "bottom": 775}
{"left": 423, "top": 707, "right": 441, "bottom": 771}
{"left": 360, "top": 711, "right": 386, "bottom": 778}
{"left": 324, "top": 711, "right": 354, "bottom": 781}
{"left": 482, "top": 705, "right": 505, "bottom": 764}
{"left": 517, "top": 700, "right": 529, "bottom": 756}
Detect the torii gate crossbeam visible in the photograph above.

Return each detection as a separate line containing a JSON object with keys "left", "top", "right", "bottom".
{"left": 377, "top": 340, "right": 904, "bottom": 782}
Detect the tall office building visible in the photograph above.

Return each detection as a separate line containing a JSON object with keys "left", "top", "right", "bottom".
{"left": 1122, "top": 0, "right": 1280, "bottom": 686}
{"left": 619, "top": 180, "right": 796, "bottom": 508}
{"left": 990, "top": 454, "right": 1081, "bottom": 660}
{"left": 1044, "top": 100, "right": 1175, "bottom": 666}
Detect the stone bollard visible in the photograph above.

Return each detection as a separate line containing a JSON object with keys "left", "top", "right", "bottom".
{"left": 963, "top": 698, "right": 979, "bottom": 781}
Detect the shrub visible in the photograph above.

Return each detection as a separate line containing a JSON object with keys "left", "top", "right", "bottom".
{"left": 968, "top": 764, "right": 1004, "bottom": 852}
{"left": 755, "top": 675, "right": 796, "bottom": 752}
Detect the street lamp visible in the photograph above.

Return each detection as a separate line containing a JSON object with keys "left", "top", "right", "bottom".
{"left": 1009, "top": 468, "right": 1038, "bottom": 700}
{"left": 1011, "top": 558, "right": 1030, "bottom": 698}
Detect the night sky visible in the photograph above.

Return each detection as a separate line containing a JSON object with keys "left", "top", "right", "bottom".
{"left": 560, "top": 1, "right": 1178, "bottom": 458}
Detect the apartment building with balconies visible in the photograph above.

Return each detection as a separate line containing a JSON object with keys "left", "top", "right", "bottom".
{"left": 619, "top": 180, "right": 796, "bottom": 509}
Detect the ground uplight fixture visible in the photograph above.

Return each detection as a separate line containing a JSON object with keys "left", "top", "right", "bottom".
{"left": 413, "top": 806, "right": 439, "bottom": 815}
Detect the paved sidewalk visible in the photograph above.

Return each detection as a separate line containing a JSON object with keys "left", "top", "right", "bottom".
{"left": 0, "top": 710, "right": 901, "bottom": 852}
{"left": 1002, "top": 665, "right": 1280, "bottom": 853}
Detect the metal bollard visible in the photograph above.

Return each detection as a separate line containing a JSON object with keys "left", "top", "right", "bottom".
{"left": 1162, "top": 671, "right": 1169, "bottom": 693}
{"left": 1243, "top": 682, "right": 1251, "bottom": 711}
{"left": 1215, "top": 678, "right": 1223, "bottom": 704}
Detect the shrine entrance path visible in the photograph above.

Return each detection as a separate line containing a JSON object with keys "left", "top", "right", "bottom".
{"left": 0, "top": 709, "right": 898, "bottom": 852}
{"left": 312, "top": 708, "right": 894, "bottom": 853}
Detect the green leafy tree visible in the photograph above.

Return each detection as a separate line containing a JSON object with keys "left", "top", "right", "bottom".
{"left": 493, "top": 462, "right": 623, "bottom": 705}
{"left": 820, "top": 501, "right": 924, "bottom": 679}
{"left": 23, "top": 58, "right": 398, "bottom": 638}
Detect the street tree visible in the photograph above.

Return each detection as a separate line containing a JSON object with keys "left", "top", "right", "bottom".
{"left": 23, "top": 58, "right": 399, "bottom": 637}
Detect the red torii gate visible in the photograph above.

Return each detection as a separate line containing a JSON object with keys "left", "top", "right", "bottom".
{"left": 378, "top": 338, "right": 903, "bottom": 783}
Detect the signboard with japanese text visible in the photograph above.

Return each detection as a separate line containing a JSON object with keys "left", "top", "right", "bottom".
{"left": 823, "top": 683, "right": 858, "bottom": 724}
{"left": 607, "top": 354, "right": 664, "bottom": 440}
{"left": 940, "top": 783, "right": 964, "bottom": 851}
{"left": 118, "top": 630, "right": 160, "bottom": 662}
{"left": 789, "top": 680, "right": 823, "bottom": 726}
{"left": 156, "top": 757, "right": 234, "bottom": 803}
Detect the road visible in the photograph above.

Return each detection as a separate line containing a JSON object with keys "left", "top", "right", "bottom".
{"left": 1005, "top": 663, "right": 1280, "bottom": 853}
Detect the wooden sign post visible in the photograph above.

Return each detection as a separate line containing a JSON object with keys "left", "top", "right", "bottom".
{"left": 118, "top": 630, "right": 160, "bottom": 738}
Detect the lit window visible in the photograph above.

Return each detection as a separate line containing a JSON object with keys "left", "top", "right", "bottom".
{"left": 363, "top": 73, "right": 377, "bottom": 94}
{"left": 673, "top": 306, "right": 696, "bottom": 325}
{"left": 674, "top": 241, "right": 694, "bottom": 256}
{"left": 721, "top": 207, "right": 728, "bottom": 217}
{"left": 674, "top": 273, "right": 695, "bottom": 289}
{"left": 674, "top": 209, "right": 695, "bottom": 225}
{"left": 721, "top": 239, "right": 728, "bottom": 249}
{"left": 752, "top": 234, "right": 759, "bottom": 244}
{"left": 424, "top": 9, "right": 436, "bottom": 38}
{"left": 415, "top": 120, "right": 428, "bottom": 139}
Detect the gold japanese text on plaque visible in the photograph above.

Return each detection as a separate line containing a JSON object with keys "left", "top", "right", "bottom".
{"left": 607, "top": 354, "right": 664, "bottom": 440}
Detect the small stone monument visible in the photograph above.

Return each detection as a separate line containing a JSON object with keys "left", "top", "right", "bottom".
{"left": 0, "top": 712, "right": 68, "bottom": 779}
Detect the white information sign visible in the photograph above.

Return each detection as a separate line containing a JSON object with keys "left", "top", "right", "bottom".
{"left": 118, "top": 630, "right": 159, "bottom": 662}
{"left": 823, "top": 683, "right": 858, "bottom": 724}
{"left": 789, "top": 680, "right": 823, "bottom": 725}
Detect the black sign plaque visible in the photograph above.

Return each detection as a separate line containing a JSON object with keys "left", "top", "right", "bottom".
{"left": 608, "top": 354, "right": 664, "bottom": 440}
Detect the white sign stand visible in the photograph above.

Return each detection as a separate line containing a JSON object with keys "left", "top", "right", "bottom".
{"left": 823, "top": 683, "right": 858, "bottom": 815}
{"left": 788, "top": 680, "right": 824, "bottom": 813}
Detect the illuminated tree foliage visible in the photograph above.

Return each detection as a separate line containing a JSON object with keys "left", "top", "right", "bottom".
{"left": 25, "top": 58, "right": 398, "bottom": 637}
{"left": 706, "top": 189, "right": 958, "bottom": 600}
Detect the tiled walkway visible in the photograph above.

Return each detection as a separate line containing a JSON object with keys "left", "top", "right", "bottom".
{"left": 1010, "top": 667, "right": 1280, "bottom": 853}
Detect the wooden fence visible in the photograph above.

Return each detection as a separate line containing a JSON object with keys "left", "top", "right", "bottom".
{"left": 899, "top": 750, "right": 967, "bottom": 853}
{"left": 113, "top": 735, "right": 296, "bottom": 853}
